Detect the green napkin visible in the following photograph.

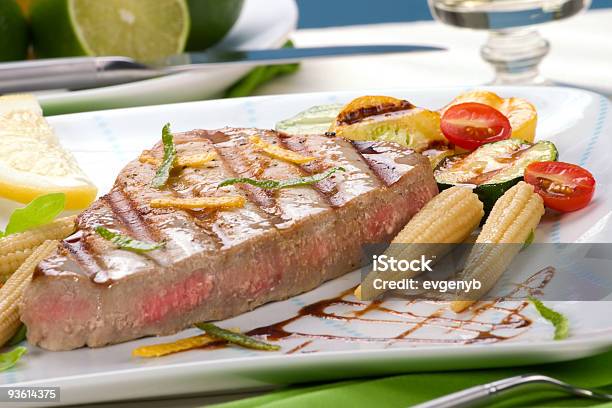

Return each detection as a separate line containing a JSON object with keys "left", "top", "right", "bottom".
{"left": 212, "top": 350, "right": 612, "bottom": 408}
{"left": 224, "top": 41, "right": 299, "bottom": 98}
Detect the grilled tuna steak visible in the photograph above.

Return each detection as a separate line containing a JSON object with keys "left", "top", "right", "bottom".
{"left": 21, "top": 128, "right": 438, "bottom": 351}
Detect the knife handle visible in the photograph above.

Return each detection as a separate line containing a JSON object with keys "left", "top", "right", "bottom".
{"left": 0, "top": 57, "right": 156, "bottom": 93}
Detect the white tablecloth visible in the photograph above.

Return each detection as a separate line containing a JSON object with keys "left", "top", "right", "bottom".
{"left": 255, "top": 9, "right": 612, "bottom": 97}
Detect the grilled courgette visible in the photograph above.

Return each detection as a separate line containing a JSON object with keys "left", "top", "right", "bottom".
{"left": 434, "top": 139, "right": 557, "bottom": 212}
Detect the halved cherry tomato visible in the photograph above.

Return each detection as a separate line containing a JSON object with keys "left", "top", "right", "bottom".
{"left": 440, "top": 102, "right": 512, "bottom": 150}
{"left": 524, "top": 162, "right": 595, "bottom": 212}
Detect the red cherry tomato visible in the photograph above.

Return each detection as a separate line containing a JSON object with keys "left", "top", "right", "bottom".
{"left": 524, "top": 161, "right": 596, "bottom": 212}
{"left": 441, "top": 102, "right": 512, "bottom": 150}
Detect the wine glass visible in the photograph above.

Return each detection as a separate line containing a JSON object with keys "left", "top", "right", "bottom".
{"left": 428, "top": 0, "right": 592, "bottom": 85}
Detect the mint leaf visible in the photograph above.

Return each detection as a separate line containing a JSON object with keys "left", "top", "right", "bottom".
{"left": 95, "top": 226, "right": 164, "bottom": 253}
{"left": 529, "top": 296, "right": 569, "bottom": 340}
{"left": 151, "top": 123, "right": 177, "bottom": 189}
{"left": 0, "top": 346, "right": 27, "bottom": 372}
{"left": 195, "top": 323, "right": 280, "bottom": 351}
{"left": 3, "top": 193, "right": 65, "bottom": 236}
{"left": 218, "top": 177, "right": 283, "bottom": 190}
{"left": 218, "top": 167, "right": 345, "bottom": 190}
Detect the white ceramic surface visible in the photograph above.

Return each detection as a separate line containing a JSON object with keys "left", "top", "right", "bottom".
{"left": 1, "top": 86, "right": 611, "bottom": 407}
{"left": 36, "top": 0, "right": 298, "bottom": 115}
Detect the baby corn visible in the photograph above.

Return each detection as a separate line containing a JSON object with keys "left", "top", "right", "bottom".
{"left": 0, "top": 216, "right": 75, "bottom": 255}
{"left": 451, "top": 182, "right": 544, "bottom": 313}
{"left": 0, "top": 248, "right": 33, "bottom": 283}
{"left": 0, "top": 216, "right": 76, "bottom": 281}
{"left": 357, "top": 186, "right": 484, "bottom": 300}
{"left": 0, "top": 240, "right": 58, "bottom": 346}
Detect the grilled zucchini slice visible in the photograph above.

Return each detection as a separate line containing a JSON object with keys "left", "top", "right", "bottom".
{"left": 434, "top": 139, "right": 557, "bottom": 212}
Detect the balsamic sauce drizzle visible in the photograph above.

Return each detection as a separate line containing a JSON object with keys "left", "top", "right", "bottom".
{"left": 248, "top": 267, "right": 555, "bottom": 353}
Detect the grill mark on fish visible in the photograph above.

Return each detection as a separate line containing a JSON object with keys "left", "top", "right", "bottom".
{"left": 237, "top": 130, "right": 330, "bottom": 229}
{"left": 279, "top": 133, "right": 382, "bottom": 208}
{"left": 183, "top": 133, "right": 281, "bottom": 246}
{"left": 104, "top": 188, "right": 159, "bottom": 242}
{"left": 277, "top": 134, "right": 343, "bottom": 206}
{"left": 59, "top": 231, "right": 104, "bottom": 278}
{"left": 206, "top": 130, "right": 281, "bottom": 217}
{"left": 261, "top": 131, "right": 332, "bottom": 228}
{"left": 207, "top": 129, "right": 331, "bottom": 228}
{"left": 148, "top": 133, "right": 278, "bottom": 251}
{"left": 105, "top": 136, "right": 227, "bottom": 261}
{"left": 170, "top": 140, "right": 247, "bottom": 249}
{"left": 161, "top": 138, "right": 226, "bottom": 250}
{"left": 351, "top": 141, "right": 418, "bottom": 187}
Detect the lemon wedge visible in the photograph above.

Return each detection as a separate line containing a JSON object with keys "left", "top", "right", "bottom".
{"left": 0, "top": 94, "right": 97, "bottom": 210}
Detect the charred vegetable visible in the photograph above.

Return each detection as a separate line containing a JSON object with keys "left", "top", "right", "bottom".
{"left": 329, "top": 96, "right": 449, "bottom": 159}
{"left": 434, "top": 139, "right": 557, "bottom": 212}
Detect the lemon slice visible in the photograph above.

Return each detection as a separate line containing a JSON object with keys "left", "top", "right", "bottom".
{"left": 0, "top": 94, "right": 97, "bottom": 210}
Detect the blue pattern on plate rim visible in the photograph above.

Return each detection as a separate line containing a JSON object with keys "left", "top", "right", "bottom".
{"left": 550, "top": 95, "right": 608, "bottom": 244}
{"left": 93, "top": 115, "right": 127, "bottom": 161}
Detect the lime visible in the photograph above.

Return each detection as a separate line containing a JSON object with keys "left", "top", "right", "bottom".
{"left": 31, "top": 0, "right": 190, "bottom": 61}
{"left": 186, "top": 0, "right": 244, "bottom": 51}
{"left": 0, "top": 0, "right": 28, "bottom": 61}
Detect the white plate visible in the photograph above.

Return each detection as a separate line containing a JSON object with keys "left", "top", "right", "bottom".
{"left": 36, "top": 0, "right": 298, "bottom": 116}
{"left": 1, "top": 86, "right": 612, "bottom": 407}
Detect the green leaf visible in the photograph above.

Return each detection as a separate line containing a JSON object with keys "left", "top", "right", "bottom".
{"left": 3, "top": 193, "right": 65, "bottom": 236}
{"left": 195, "top": 323, "right": 280, "bottom": 351}
{"left": 7, "top": 324, "right": 27, "bottom": 346}
{"left": 95, "top": 226, "right": 164, "bottom": 253}
{"left": 218, "top": 177, "right": 283, "bottom": 190}
{"left": 218, "top": 167, "right": 346, "bottom": 190}
{"left": 151, "top": 123, "right": 177, "bottom": 189}
{"left": 529, "top": 296, "right": 569, "bottom": 340}
{"left": 0, "top": 346, "right": 27, "bottom": 372}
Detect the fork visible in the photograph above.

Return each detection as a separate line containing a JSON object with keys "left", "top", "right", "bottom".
{"left": 412, "top": 373, "right": 612, "bottom": 408}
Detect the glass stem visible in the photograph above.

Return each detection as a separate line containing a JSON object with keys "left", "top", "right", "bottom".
{"left": 481, "top": 29, "right": 550, "bottom": 85}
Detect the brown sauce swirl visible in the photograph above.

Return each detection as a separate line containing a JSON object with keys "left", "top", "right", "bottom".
{"left": 248, "top": 267, "right": 555, "bottom": 352}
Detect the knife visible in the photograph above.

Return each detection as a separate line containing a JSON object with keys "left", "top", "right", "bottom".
{"left": 0, "top": 45, "right": 444, "bottom": 93}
